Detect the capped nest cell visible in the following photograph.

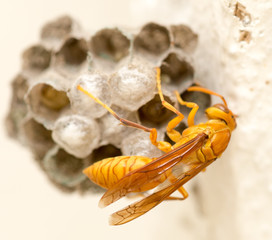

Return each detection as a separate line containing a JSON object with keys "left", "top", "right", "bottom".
{"left": 6, "top": 16, "right": 208, "bottom": 194}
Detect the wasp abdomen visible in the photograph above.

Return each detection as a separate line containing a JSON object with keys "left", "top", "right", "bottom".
{"left": 83, "top": 156, "right": 153, "bottom": 189}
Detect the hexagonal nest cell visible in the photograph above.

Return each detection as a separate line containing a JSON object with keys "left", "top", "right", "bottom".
{"left": 6, "top": 74, "right": 29, "bottom": 139}
{"left": 22, "top": 45, "right": 51, "bottom": 74}
{"left": 92, "top": 144, "right": 122, "bottom": 163}
{"left": 170, "top": 24, "right": 198, "bottom": 52}
{"left": 40, "top": 84, "right": 70, "bottom": 110}
{"left": 56, "top": 37, "right": 88, "bottom": 69}
{"left": 161, "top": 52, "right": 194, "bottom": 84}
{"left": 21, "top": 118, "right": 55, "bottom": 161}
{"left": 138, "top": 94, "right": 175, "bottom": 127}
{"left": 134, "top": 22, "right": 171, "bottom": 55}
{"left": 43, "top": 148, "right": 94, "bottom": 192}
{"left": 179, "top": 83, "right": 211, "bottom": 123}
{"left": 90, "top": 28, "right": 130, "bottom": 62}
{"left": 41, "top": 15, "right": 74, "bottom": 41}
{"left": 6, "top": 15, "right": 208, "bottom": 194}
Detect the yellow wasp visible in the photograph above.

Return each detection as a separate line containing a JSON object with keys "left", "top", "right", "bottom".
{"left": 77, "top": 67, "right": 237, "bottom": 225}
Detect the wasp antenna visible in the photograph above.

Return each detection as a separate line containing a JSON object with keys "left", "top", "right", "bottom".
{"left": 187, "top": 86, "right": 228, "bottom": 108}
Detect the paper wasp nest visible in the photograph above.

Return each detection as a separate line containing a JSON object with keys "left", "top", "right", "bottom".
{"left": 6, "top": 16, "right": 210, "bottom": 193}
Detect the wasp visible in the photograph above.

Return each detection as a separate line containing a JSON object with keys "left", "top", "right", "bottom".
{"left": 77, "top": 67, "right": 237, "bottom": 225}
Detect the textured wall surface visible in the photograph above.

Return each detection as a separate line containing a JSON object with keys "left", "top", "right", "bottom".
{"left": 1, "top": 1, "right": 271, "bottom": 240}
{"left": 183, "top": 1, "right": 272, "bottom": 240}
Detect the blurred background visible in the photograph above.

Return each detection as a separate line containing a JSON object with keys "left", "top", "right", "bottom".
{"left": 1, "top": 1, "right": 272, "bottom": 240}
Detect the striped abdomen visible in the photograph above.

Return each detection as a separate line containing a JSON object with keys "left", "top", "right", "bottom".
{"left": 83, "top": 156, "right": 155, "bottom": 189}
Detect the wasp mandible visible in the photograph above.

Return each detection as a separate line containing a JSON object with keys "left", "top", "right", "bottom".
{"left": 77, "top": 67, "right": 237, "bottom": 225}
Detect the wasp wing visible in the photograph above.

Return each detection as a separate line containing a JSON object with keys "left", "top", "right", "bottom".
{"left": 109, "top": 157, "right": 215, "bottom": 225}
{"left": 99, "top": 133, "right": 207, "bottom": 208}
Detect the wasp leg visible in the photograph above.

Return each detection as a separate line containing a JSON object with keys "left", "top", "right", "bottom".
{"left": 156, "top": 67, "right": 184, "bottom": 143}
{"left": 165, "top": 174, "right": 189, "bottom": 200}
{"left": 180, "top": 86, "right": 229, "bottom": 125}
{"left": 165, "top": 186, "right": 189, "bottom": 201}
{"left": 126, "top": 192, "right": 147, "bottom": 199}
{"left": 164, "top": 173, "right": 189, "bottom": 201}
{"left": 77, "top": 85, "right": 173, "bottom": 153}
{"left": 174, "top": 91, "right": 199, "bottom": 127}
{"left": 187, "top": 86, "right": 228, "bottom": 107}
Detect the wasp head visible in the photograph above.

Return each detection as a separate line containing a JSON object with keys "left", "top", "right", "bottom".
{"left": 205, "top": 104, "right": 237, "bottom": 131}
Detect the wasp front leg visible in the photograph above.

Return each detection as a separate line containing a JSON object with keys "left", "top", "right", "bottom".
{"left": 174, "top": 91, "right": 199, "bottom": 127}
{"left": 156, "top": 67, "right": 186, "bottom": 143}
{"left": 77, "top": 85, "right": 173, "bottom": 153}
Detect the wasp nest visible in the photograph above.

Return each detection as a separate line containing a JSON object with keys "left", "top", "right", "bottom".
{"left": 6, "top": 16, "right": 211, "bottom": 194}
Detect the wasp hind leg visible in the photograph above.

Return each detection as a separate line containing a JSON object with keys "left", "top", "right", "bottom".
{"left": 77, "top": 85, "right": 173, "bottom": 153}
{"left": 165, "top": 186, "right": 189, "bottom": 201}
{"left": 164, "top": 173, "right": 189, "bottom": 201}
